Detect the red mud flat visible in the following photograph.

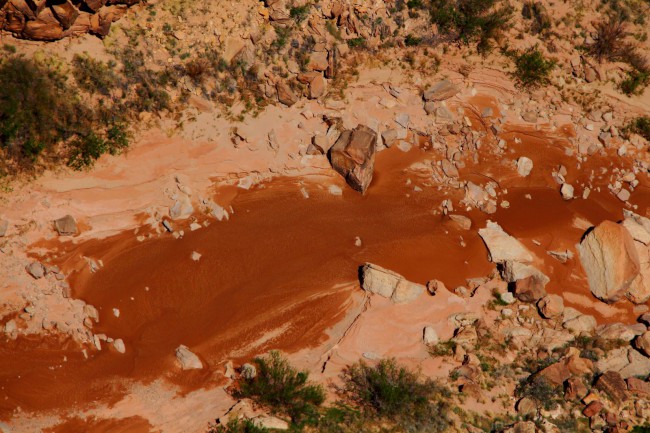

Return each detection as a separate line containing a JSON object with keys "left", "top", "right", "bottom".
{"left": 2, "top": 142, "right": 648, "bottom": 424}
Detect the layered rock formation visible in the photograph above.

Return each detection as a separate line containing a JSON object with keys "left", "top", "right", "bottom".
{"left": 0, "top": 0, "right": 137, "bottom": 40}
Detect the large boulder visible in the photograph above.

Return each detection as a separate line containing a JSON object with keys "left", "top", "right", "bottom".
{"left": 360, "top": 263, "right": 424, "bottom": 303}
{"left": 328, "top": 125, "right": 377, "bottom": 194}
{"left": 578, "top": 221, "right": 640, "bottom": 303}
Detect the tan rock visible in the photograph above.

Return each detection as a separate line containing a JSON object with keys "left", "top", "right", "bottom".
{"left": 360, "top": 263, "right": 424, "bottom": 303}
{"left": 276, "top": 81, "right": 298, "bottom": 107}
{"left": 423, "top": 79, "right": 460, "bottom": 101}
{"left": 634, "top": 331, "right": 650, "bottom": 356}
{"left": 328, "top": 125, "right": 376, "bottom": 194}
{"left": 478, "top": 221, "right": 533, "bottom": 264}
{"left": 537, "top": 294, "right": 564, "bottom": 318}
{"left": 578, "top": 221, "right": 640, "bottom": 303}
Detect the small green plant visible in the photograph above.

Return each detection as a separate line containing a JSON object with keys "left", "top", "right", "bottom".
{"left": 512, "top": 47, "right": 556, "bottom": 88}
{"left": 347, "top": 37, "right": 367, "bottom": 48}
{"left": 290, "top": 4, "right": 310, "bottom": 23}
{"left": 235, "top": 351, "right": 325, "bottom": 426}
{"left": 339, "top": 359, "right": 451, "bottom": 433}
{"left": 429, "top": 340, "right": 457, "bottom": 357}
{"left": 208, "top": 418, "right": 268, "bottom": 433}
{"left": 625, "top": 116, "right": 650, "bottom": 141}
{"left": 621, "top": 68, "right": 650, "bottom": 95}
{"left": 632, "top": 426, "right": 650, "bottom": 433}
{"left": 405, "top": 34, "right": 423, "bottom": 46}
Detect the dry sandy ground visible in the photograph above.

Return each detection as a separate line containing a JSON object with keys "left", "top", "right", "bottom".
{"left": 0, "top": 64, "right": 649, "bottom": 432}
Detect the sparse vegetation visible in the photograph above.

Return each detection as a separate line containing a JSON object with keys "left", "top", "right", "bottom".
{"left": 511, "top": 47, "right": 556, "bottom": 88}
{"left": 589, "top": 15, "right": 650, "bottom": 95}
{"left": 430, "top": 0, "right": 514, "bottom": 52}
{"left": 515, "top": 375, "right": 563, "bottom": 411}
{"left": 339, "top": 359, "right": 451, "bottom": 433}
{"left": 0, "top": 54, "right": 130, "bottom": 176}
{"left": 235, "top": 351, "right": 325, "bottom": 426}
{"left": 625, "top": 116, "right": 650, "bottom": 141}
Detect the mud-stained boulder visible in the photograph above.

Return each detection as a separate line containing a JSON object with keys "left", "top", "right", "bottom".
{"left": 423, "top": 79, "right": 460, "bottom": 102}
{"left": 578, "top": 221, "right": 640, "bottom": 303}
{"left": 360, "top": 263, "right": 424, "bottom": 303}
{"left": 478, "top": 221, "right": 533, "bottom": 264}
{"left": 328, "top": 125, "right": 377, "bottom": 194}
{"left": 54, "top": 214, "right": 77, "bottom": 235}
{"left": 175, "top": 345, "right": 203, "bottom": 370}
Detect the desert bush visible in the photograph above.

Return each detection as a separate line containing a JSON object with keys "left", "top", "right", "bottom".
{"left": 72, "top": 54, "right": 119, "bottom": 96}
{"left": 208, "top": 418, "right": 267, "bottom": 433}
{"left": 621, "top": 68, "right": 650, "bottom": 95}
{"left": 590, "top": 18, "right": 630, "bottom": 62}
{"left": 290, "top": 4, "right": 310, "bottom": 23}
{"left": 512, "top": 47, "right": 556, "bottom": 87}
{"left": 0, "top": 54, "right": 130, "bottom": 175}
{"left": 339, "top": 358, "right": 451, "bottom": 433}
{"left": 430, "top": 0, "right": 514, "bottom": 52}
{"left": 515, "top": 375, "right": 563, "bottom": 411}
{"left": 347, "top": 37, "right": 367, "bottom": 49}
{"left": 632, "top": 426, "right": 650, "bottom": 433}
{"left": 235, "top": 351, "right": 325, "bottom": 426}
{"left": 625, "top": 116, "right": 650, "bottom": 141}
{"left": 405, "top": 34, "right": 423, "bottom": 46}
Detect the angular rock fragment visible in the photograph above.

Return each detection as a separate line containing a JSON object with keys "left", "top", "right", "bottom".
{"left": 175, "top": 345, "right": 203, "bottom": 370}
{"left": 328, "top": 125, "right": 377, "bottom": 194}
{"left": 54, "top": 215, "right": 77, "bottom": 235}
{"left": 578, "top": 221, "right": 640, "bottom": 303}
{"left": 423, "top": 79, "right": 460, "bottom": 102}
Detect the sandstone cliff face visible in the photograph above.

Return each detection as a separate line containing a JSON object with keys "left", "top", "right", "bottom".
{"left": 0, "top": 0, "right": 137, "bottom": 40}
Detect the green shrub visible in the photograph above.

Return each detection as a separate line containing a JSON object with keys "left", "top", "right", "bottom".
{"left": 625, "top": 116, "right": 650, "bottom": 141}
{"left": 405, "top": 34, "right": 423, "bottom": 46}
{"left": 512, "top": 47, "right": 556, "bottom": 88}
{"left": 208, "top": 418, "right": 268, "bottom": 433}
{"left": 632, "top": 426, "right": 650, "bottom": 433}
{"left": 430, "top": 0, "right": 513, "bottom": 52}
{"left": 235, "top": 351, "right": 325, "bottom": 426}
{"left": 515, "top": 375, "right": 563, "bottom": 411}
{"left": 407, "top": 0, "right": 424, "bottom": 8}
{"left": 621, "top": 68, "right": 650, "bottom": 95}
{"left": 0, "top": 54, "right": 130, "bottom": 175}
{"left": 290, "top": 5, "right": 310, "bottom": 23}
{"left": 347, "top": 37, "right": 367, "bottom": 48}
{"left": 72, "top": 54, "right": 119, "bottom": 96}
{"left": 339, "top": 359, "right": 451, "bottom": 433}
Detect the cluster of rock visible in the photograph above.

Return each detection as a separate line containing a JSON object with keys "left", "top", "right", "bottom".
{"left": 0, "top": 0, "right": 137, "bottom": 40}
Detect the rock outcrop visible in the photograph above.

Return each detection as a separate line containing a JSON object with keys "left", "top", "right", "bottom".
{"left": 328, "top": 124, "right": 377, "bottom": 194}
{"left": 578, "top": 221, "right": 641, "bottom": 303}
{"left": 1, "top": 0, "right": 135, "bottom": 40}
